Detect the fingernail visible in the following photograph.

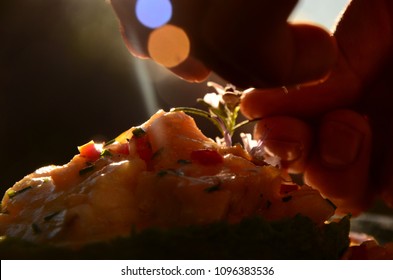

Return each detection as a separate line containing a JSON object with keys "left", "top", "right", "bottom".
{"left": 263, "top": 139, "right": 303, "bottom": 162}
{"left": 320, "top": 121, "right": 364, "bottom": 168}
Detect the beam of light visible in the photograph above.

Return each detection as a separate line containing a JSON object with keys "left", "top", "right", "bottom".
{"left": 135, "top": 0, "right": 172, "bottom": 29}
{"left": 123, "top": 26, "right": 159, "bottom": 116}
{"left": 131, "top": 59, "right": 160, "bottom": 116}
{"left": 147, "top": 24, "right": 190, "bottom": 68}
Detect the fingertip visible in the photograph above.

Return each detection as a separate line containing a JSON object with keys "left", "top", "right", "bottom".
{"left": 253, "top": 116, "right": 312, "bottom": 174}
{"left": 240, "top": 53, "right": 361, "bottom": 121}
{"left": 288, "top": 23, "right": 337, "bottom": 84}
{"left": 111, "top": 0, "right": 150, "bottom": 58}
{"left": 304, "top": 110, "right": 373, "bottom": 214}
{"left": 169, "top": 56, "right": 211, "bottom": 82}
{"left": 240, "top": 87, "right": 290, "bottom": 120}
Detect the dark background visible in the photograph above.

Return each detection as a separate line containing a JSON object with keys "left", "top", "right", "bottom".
{"left": 0, "top": 0, "right": 142, "bottom": 191}
{"left": 0, "top": 0, "right": 224, "bottom": 192}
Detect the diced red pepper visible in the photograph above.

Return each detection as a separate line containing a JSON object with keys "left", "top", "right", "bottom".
{"left": 280, "top": 183, "right": 299, "bottom": 195}
{"left": 191, "top": 149, "right": 223, "bottom": 165}
{"left": 111, "top": 142, "right": 130, "bottom": 155}
{"left": 135, "top": 136, "right": 153, "bottom": 162}
{"left": 77, "top": 141, "right": 101, "bottom": 162}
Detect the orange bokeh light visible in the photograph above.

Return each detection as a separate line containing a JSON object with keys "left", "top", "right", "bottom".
{"left": 147, "top": 24, "right": 190, "bottom": 68}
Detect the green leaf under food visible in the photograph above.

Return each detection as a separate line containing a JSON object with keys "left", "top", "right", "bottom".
{"left": 0, "top": 215, "right": 350, "bottom": 260}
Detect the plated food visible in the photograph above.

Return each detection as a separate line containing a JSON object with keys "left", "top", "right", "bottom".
{"left": 0, "top": 85, "right": 392, "bottom": 259}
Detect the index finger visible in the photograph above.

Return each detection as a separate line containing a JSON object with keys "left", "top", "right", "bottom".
{"left": 110, "top": 0, "right": 336, "bottom": 86}
{"left": 110, "top": 0, "right": 213, "bottom": 82}
{"left": 196, "top": 0, "right": 336, "bottom": 88}
{"left": 240, "top": 0, "right": 393, "bottom": 119}
{"left": 240, "top": 53, "right": 361, "bottom": 120}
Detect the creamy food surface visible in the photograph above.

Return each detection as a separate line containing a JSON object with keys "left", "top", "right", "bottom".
{"left": 0, "top": 111, "right": 334, "bottom": 247}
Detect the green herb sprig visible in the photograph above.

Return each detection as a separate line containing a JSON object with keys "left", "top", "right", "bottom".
{"left": 171, "top": 82, "right": 251, "bottom": 147}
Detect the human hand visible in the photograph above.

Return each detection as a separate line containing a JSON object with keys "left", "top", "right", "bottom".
{"left": 241, "top": 0, "right": 393, "bottom": 215}
{"left": 110, "top": 0, "right": 393, "bottom": 214}
{"left": 110, "top": 0, "right": 336, "bottom": 87}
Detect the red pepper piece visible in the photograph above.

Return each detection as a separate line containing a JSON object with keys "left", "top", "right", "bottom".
{"left": 135, "top": 136, "right": 153, "bottom": 162}
{"left": 191, "top": 149, "right": 223, "bottom": 165}
{"left": 112, "top": 142, "right": 130, "bottom": 155}
{"left": 78, "top": 141, "right": 101, "bottom": 162}
{"left": 280, "top": 183, "right": 299, "bottom": 195}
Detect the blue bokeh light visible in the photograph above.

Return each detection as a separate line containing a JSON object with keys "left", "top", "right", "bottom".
{"left": 135, "top": 0, "right": 173, "bottom": 29}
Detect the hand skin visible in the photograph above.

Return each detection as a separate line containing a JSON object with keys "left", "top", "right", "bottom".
{"left": 110, "top": 0, "right": 393, "bottom": 214}
{"left": 110, "top": 0, "right": 336, "bottom": 87}
{"left": 241, "top": 0, "right": 393, "bottom": 214}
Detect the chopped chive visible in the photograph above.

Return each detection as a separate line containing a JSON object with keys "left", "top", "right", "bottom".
{"left": 44, "top": 211, "right": 61, "bottom": 222}
{"left": 204, "top": 184, "right": 220, "bottom": 193}
{"left": 177, "top": 159, "right": 191, "bottom": 165}
{"left": 266, "top": 200, "right": 272, "bottom": 209}
{"left": 31, "top": 223, "right": 42, "bottom": 234}
{"left": 103, "top": 138, "right": 116, "bottom": 147}
{"left": 157, "top": 169, "right": 184, "bottom": 177}
{"left": 157, "top": 170, "right": 168, "bottom": 177}
{"left": 132, "top": 127, "right": 146, "bottom": 138}
{"left": 6, "top": 190, "right": 16, "bottom": 198}
{"left": 100, "top": 149, "right": 113, "bottom": 157}
{"left": 282, "top": 196, "right": 293, "bottom": 202}
{"left": 152, "top": 147, "right": 164, "bottom": 159}
{"left": 79, "top": 164, "right": 95, "bottom": 176}
{"left": 7, "top": 186, "right": 33, "bottom": 199}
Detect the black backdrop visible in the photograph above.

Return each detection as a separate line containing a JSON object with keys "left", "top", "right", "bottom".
{"left": 0, "top": 0, "right": 149, "bottom": 191}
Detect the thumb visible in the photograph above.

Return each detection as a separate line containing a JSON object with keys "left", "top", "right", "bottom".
{"left": 199, "top": 0, "right": 336, "bottom": 87}
{"left": 304, "top": 110, "right": 373, "bottom": 215}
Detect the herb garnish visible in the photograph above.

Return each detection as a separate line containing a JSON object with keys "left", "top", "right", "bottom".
{"left": 266, "top": 200, "right": 272, "bottom": 209}
{"left": 171, "top": 83, "right": 250, "bottom": 147}
{"left": 7, "top": 186, "right": 33, "bottom": 199}
{"left": 79, "top": 163, "right": 95, "bottom": 176}
{"left": 177, "top": 159, "right": 191, "bottom": 165}
{"left": 157, "top": 169, "right": 184, "bottom": 177}
{"left": 132, "top": 127, "right": 146, "bottom": 138}
{"left": 171, "top": 82, "right": 280, "bottom": 167}
{"left": 31, "top": 223, "right": 42, "bottom": 234}
{"left": 157, "top": 170, "right": 169, "bottom": 177}
{"left": 103, "top": 138, "right": 116, "bottom": 147}
{"left": 100, "top": 149, "right": 113, "bottom": 158}
{"left": 44, "top": 211, "right": 61, "bottom": 222}
{"left": 204, "top": 184, "right": 221, "bottom": 193}
{"left": 151, "top": 147, "right": 164, "bottom": 159}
